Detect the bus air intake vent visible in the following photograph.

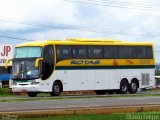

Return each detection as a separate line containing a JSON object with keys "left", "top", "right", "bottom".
{"left": 141, "top": 73, "right": 150, "bottom": 85}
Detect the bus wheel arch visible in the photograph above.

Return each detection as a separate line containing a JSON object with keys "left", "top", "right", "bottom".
{"left": 119, "top": 78, "right": 129, "bottom": 94}
{"left": 27, "top": 92, "right": 38, "bottom": 97}
{"left": 128, "top": 78, "right": 139, "bottom": 94}
{"left": 50, "top": 80, "right": 63, "bottom": 96}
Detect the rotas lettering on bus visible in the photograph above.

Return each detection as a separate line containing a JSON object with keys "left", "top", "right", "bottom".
{"left": 70, "top": 60, "right": 100, "bottom": 65}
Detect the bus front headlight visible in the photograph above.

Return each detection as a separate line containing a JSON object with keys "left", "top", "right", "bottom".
{"left": 31, "top": 82, "right": 40, "bottom": 85}
{"left": 12, "top": 82, "right": 17, "bottom": 86}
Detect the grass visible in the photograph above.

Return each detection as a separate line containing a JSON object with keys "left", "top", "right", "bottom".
{"left": 148, "top": 88, "right": 160, "bottom": 92}
{"left": 0, "top": 87, "right": 13, "bottom": 96}
{"left": 19, "top": 114, "right": 124, "bottom": 120}
{"left": 18, "top": 112, "right": 160, "bottom": 120}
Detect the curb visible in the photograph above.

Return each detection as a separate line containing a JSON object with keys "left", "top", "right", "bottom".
{"left": 0, "top": 105, "right": 160, "bottom": 118}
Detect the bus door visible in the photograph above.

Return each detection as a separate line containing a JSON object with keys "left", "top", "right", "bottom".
{"left": 41, "top": 45, "right": 54, "bottom": 80}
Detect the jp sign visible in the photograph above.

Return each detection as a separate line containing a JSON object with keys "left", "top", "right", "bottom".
{"left": 0, "top": 44, "right": 13, "bottom": 66}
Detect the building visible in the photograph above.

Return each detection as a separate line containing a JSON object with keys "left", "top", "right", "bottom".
{"left": 0, "top": 44, "right": 13, "bottom": 87}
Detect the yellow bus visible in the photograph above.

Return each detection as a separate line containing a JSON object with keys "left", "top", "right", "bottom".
{"left": 6, "top": 38, "right": 155, "bottom": 97}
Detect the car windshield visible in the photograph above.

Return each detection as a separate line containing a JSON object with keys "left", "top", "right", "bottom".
{"left": 155, "top": 69, "right": 160, "bottom": 76}
{"left": 12, "top": 60, "right": 40, "bottom": 80}
{"left": 14, "top": 46, "right": 42, "bottom": 58}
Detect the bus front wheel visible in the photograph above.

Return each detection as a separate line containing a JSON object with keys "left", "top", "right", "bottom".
{"left": 27, "top": 92, "right": 38, "bottom": 97}
{"left": 50, "top": 82, "right": 62, "bottom": 96}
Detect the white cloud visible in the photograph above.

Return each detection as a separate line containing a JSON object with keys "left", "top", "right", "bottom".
{"left": 23, "top": 29, "right": 104, "bottom": 41}
{"left": 0, "top": 0, "right": 160, "bottom": 51}
{"left": 0, "top": 0, "right": 79, "bottom": 31}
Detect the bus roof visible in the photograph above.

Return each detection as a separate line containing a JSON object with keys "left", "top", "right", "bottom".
{"left": 16, "top": 38, "right": 153, "bottom": 47}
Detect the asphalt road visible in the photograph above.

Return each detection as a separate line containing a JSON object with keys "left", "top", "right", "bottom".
{"left": 0, "top": 96, "right": 160, "bottom": 112}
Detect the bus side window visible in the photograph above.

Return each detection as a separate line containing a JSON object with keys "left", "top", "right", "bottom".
{"left": 146, "top": 46, "right": 153, "bottom": 59}
{"left": 56, "top": 45, "right": 72, "bottom": 62}
{"left": 72, "top": 46, "right": 88, "bottom": 59}
{"left": 118, "top": 46, "right": 133, "bottom": 59}
{"left": 104, "top": 46, "right": 118, "bottom": 59}
{"left": 42, "top": 45, "right": 54, "bottom": 80}
{"left": 132, "top": 46, "right": 146, "bottom": 59}
{"left": 88, "top": 46, "right": 103, "bottom": 59}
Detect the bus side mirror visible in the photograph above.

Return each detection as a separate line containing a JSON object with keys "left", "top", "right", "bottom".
{"left": 35, "top": 58, "right": 44, "bottom": 68}
{"left": 5, "top": 59, "right": 12, "bottom": 69}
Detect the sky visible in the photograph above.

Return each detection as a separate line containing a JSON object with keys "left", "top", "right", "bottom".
{"left": 0, "top": 0, "right": 160, "bottom": 62}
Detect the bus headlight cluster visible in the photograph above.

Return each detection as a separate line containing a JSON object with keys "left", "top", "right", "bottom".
{"left": 31, "top": 82, "right": 40, "bottom": 85}
{"left": 12, "top": 82, "right": 17, "bottom": 85}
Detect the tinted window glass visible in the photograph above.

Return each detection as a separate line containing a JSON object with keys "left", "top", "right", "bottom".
{"left": 118, "top": 46, "right": 132, "bottom": 59}
{"left": 0, "top": 67, "right": 8, "bottom": 73}
{"left": 43, "top": 46, "right": 54, "bottom": 64}
{"left": 56, "top": 45, "right": 72, "bottom": 62}
{"left": 72, "top": 46, "right": 88, "bottom": 59}
{"left": 132, "top": 46, "right": 146, "bottom": 59}
{"left": 104, "top": 46, "right": 118, "bottom": 59}
{"left": 88, "top": 46, "right": 103, "bottom": 58}
{"left": 146, "top": 46, "right": 153, "bottom": 59}
{"left": 42, "top": 45, "right": 54, "bottom": 80}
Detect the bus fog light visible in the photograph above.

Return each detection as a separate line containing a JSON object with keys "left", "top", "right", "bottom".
{"left": 12, "top": 88, "right": 16, "bottom": 90}
{"left": 12, "top": 82, "right": 17, "bottom": 85}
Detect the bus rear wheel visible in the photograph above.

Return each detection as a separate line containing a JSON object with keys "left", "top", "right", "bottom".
{"left": 27, "top": 92, "right": 38, "bottom": 97}
{"left": 119, "top": 80, "right": 128, "bottom": 94}
{"left": 50, "top": 82, "right": 62, "bottom": 96}
{"left": 128, "top": 80, "right": 138, "bottom": 94}
{"left": 95, "top": 90, "right": 107, "bottom": 95}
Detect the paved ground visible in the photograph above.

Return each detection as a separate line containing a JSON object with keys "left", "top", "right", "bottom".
{"left": 0, "top": 96, "right": 160, "bottom": 112}
{"left": 0, "top": 89, "right": 160, "bottom": 100}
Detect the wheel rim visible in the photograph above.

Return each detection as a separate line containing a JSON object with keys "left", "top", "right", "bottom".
{"left": 122, "top": 84, "right": 127, "bottom": 92}
{"left": 131, "top": 82, "right": 137, "bottom": 91}
{"left": 54, "top": 85, "right": 60, "bottom": 94}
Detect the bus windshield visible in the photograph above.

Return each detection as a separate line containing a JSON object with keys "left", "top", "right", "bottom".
{"left": 14, "top": 46, "right": 42, "bottom": 58}
{"left": 12, "top": 60, "right": 40, "bottom": 80}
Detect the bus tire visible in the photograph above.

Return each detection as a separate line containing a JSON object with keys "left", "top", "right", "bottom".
{"left": 119, "top": 80, "right": 128, "bottom": 94}
{"left": 27, "top": 92, "right": 38, "bottom": 97}
{"left": 50, "top": 82, "right": 62, "bottom": 96}
{"left": 95, "top": 90, "right": 107, "bottom": 95}
{"left": 128, "top": 80, "right": 138, "bottom": 94}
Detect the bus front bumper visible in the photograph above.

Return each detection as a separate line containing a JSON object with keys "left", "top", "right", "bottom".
{"left": 12, "top": 85, "right": 40, "bottom": 92}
